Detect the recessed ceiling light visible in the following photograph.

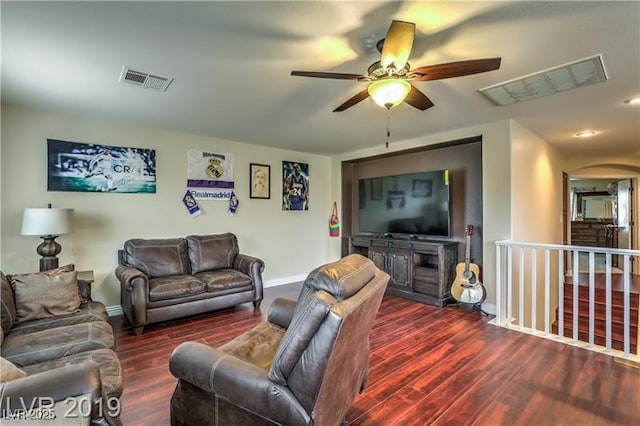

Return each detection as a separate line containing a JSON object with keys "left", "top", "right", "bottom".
{"left": 575, "top": 130, "right": 597, "bottom": 138}
{"left": 623, "top": 96, "right": 640, "bottom": 104}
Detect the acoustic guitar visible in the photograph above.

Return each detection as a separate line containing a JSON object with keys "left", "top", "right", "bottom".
{"left": 451, "top": 225, "right": 486, "bottom": 305}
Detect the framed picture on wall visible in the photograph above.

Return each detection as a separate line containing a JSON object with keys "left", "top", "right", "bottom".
{"left": 250, "top": 163, "right": 270, "bottom": 199}
{"left": 282, "top": 161, "right": 309, "bottom": 210}
{"left": 47, "top": 139, "right": 156, "bottom": 193}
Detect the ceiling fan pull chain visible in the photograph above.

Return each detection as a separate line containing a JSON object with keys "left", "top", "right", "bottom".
{"left": 385, "top": 112, "right": 391, "bottom": 148}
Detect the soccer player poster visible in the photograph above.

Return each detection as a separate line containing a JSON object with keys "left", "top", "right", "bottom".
{"left": 47, "top": 139, "right": 156, "bottom": 193}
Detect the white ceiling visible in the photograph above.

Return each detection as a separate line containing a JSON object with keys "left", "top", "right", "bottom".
{"left": 2, "top": 1, "right": 639, "bottom": 157}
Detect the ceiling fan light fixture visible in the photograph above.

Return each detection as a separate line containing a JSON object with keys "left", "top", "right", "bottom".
{"left": 368, "top": 79, "right": 411, "bottom": 109}
{"left": 575, "top": 130, "right": 597, "bottom": 138}
{"left": 623, "top": 96, "right": 640, "bottom": 105}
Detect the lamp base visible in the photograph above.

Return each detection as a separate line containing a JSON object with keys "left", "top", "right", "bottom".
{"left": 37, "top": 235, "right": 61, "bottom": 272}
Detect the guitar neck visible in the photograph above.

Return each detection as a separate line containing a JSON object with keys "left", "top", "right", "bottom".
{"left": 464, "top": 234, "right": 472, "bottom": 270}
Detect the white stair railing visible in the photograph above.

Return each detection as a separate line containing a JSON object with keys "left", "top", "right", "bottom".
{"left": 493, "top": 241, "right": 639, "bottom": 362}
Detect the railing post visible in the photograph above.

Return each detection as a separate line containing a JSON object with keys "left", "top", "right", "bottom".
{"left": 605, "top": 253, "right": 612, "bottom": 353}
{"left": 558, "top": 249, "right": 564, "bottom": 339}
{"left": 544, "top": 249, "right": 550, "bottom": 336}
{"left": 623, "top": 255, "right": 631, "bottom": 358}
{"left": 519, "top": 246, "right": 525, "bottom": 329}
{"left": 588, "top": 251, "right": 595, "bottom": 347}
{"left": 572, "top": 250, "right": 579, "bottom": 343}
{"left": 531, "top": 248, "right": 537, "bottom": 330}
{"left": 507, "top": 246, "right": 513, "bottom": 328}
{"left": 496, "top": 243, "right": 502, "bottom": 323}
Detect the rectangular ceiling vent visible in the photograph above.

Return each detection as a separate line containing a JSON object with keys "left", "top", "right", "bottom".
{"left": 119, "top": 66, "right": 174, "bottom": 92}
{"left": 479, "top": 54, "right": 608, "bottom": 106}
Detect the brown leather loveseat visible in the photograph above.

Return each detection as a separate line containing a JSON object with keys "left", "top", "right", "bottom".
{"left": 169, "top": 253, "right": 389, "bottom": 425}
{"left": 115, "top": 233, "right": 264, "bottom": 335}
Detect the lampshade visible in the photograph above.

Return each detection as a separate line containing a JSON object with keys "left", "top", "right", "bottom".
{"left": 21, "top": 207, "right": 73, "bottom": 236}
{"left": 367, "top": 79, "right": 411, "bottom": 110}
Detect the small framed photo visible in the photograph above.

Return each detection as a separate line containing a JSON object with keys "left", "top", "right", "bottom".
{"left": 250, "top": 163, "right": 270, "bottom": 199}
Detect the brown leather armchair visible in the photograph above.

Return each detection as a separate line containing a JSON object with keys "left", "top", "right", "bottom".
{"left": 169, "top": 254, "right": 390, "bottom": 426}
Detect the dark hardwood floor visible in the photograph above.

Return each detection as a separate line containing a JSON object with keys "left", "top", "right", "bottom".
{"left": 109, "top": 284, "right": 640, "bottom": 425}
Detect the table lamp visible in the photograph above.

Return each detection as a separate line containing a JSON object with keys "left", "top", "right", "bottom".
{"left": 21, "top": 204, "right": 73, "bottom": 271}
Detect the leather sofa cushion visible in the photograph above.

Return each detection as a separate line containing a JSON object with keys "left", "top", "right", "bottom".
{"left": 219, "top": 321, "right": 286, "bottom": 370}
{"left": 303, "top": 254, "right": 376, "bottom": 300}
{"left": 8, "top": 301, "right": 108, "bottom": 337}
{"left": 123, "top": 238, "right": 191, "bottom": 277}
{"left": 196, "top": 269, "right": 252, "bottom": 292}
{"left": 187, "top": 234, "right": 239, "bottom": 273}
{"left": 1, "top": 321, "right": 115, "bottom": 367}
{"left": 148, "top": 275, "right": 206, "bottom": 302}
{"left": 21, "top": 349, "right": 124, "bottom": 399}
{"left": 1, "top": 271, "right": 17, "bottom": 335}
{"left": 269, "top": 291, "right": 335, "bottom": 385}
{"left": 293, "top": 254, "right": 377, "bottom": 319}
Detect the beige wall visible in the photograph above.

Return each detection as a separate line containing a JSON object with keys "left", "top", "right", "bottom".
{"left": 510, "top": 121, "right": 565, "bottom": 244}
{"left": 7, "top": 103, "right": 621, "bottom": 318}
{"left": 1, "top": 106, "right": 334, "bottom": 309}
{"left": 509, "top": 121, "right": 566, "bottom": 328}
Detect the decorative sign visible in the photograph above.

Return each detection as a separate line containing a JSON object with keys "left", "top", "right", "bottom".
{"left": 47, "top": 139, "right": 156, "bottom": 193}
{"left": 182, "top": 190, "right": 201, "bottom": 217}
{"left": 187, "top": 150, "right": 234, "bottom": 200}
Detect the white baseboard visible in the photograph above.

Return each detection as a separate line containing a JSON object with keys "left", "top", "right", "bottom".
{"left": 481, "top": 303, "right": 496, "bottom": 316}
{"left": 106, "top": 305, "right": 123, "bottom": 317}
{"left": 264, "top": 274, "right": 306, "bottom": 288}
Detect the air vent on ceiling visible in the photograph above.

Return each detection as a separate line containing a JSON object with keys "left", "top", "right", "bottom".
{"left": 119, "top": 66, "right": 174, "bottom": 92}
{"left": 479, "top": 54, "right": 608, "bottom": 106}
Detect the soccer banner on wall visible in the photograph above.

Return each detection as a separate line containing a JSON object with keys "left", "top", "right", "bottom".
{"left": 187, "top": 149, "right": 235, "bottom": 200}
{"left": 47, "top": 139, "right": 156, "bottom": 193}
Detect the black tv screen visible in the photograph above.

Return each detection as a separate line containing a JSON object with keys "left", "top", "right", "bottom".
{"left": 358, "top": 169, "right": 451, "bottom": 237}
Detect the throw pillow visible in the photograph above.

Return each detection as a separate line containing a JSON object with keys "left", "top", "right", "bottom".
{"left": 11, "top": 270, "right": 81, "bottom": 323}
{"left": 1, "top": 271, "right": 17, "bottom": 334}
{"left": 0, "top": 357, "right": 27, "bottom": 383}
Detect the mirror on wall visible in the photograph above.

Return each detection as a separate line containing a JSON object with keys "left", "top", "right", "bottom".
{"left": 570, "top": 179, "right": 618, "bottom": 222}
{"left": 575, "top": 191, "right": 616, "bottom": 220}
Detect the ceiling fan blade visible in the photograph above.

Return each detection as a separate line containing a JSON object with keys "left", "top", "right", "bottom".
{"left": 412, "top": 58, "right": 502, "bottom": 81}
{"left": 404, "top": 85, "right": 434, "bottom": 111}
{"left": 380, "top": 20, "right": 415, "bottom": 71}
{"left": 291, "top": 71, "right": 365, "bottom": 80}
{"left": 333, "top": 89, "right": 370, "bottom": 112}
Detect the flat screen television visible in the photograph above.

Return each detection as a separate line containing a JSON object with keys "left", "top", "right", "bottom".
{"left": 358, "top": 169, "right": 451, "bottom": 238}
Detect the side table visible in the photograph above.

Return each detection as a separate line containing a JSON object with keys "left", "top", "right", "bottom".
{"left": 77, "top": 270, "right": 94, "bottom": 301}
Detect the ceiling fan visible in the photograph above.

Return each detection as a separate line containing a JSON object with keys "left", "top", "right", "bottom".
{"left": 291, "top": 20, "right": 501, "bottom": 112}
